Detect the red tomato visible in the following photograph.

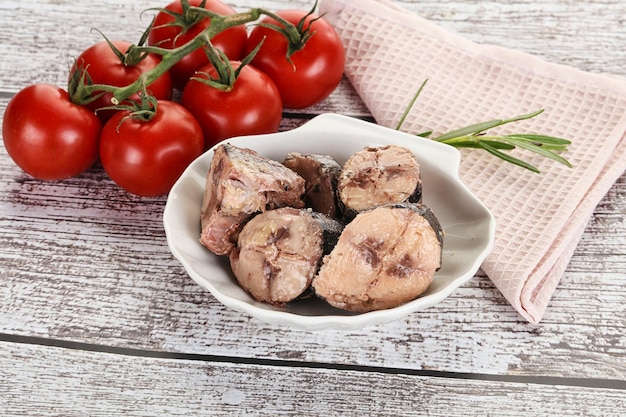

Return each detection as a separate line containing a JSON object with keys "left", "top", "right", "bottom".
{"left": 148, "top": 0, "right": 248, "bottom": 89}
{"left": 2, "top": 84, "right": 101, "bottom": 180}
{"left": 99, "top": 100, "right": 204, "bottom": 196}
{"left": 246, "top": 10, "right": 345, "bottom": 109}
{"left": 70, "top": 40, "right": 173, "bottom": 123}
{"left": 180, "top": 62, "right": 283, "bottom": 149}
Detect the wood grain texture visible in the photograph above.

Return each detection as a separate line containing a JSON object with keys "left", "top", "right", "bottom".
{"left": 2, "top": 342, "right": 625, "bottom": 417}
{"left": 2, "top": 0, "right": 625, "bottom": 90}
{"left": 0, "top": 0, "right": 625, "bottom": 414}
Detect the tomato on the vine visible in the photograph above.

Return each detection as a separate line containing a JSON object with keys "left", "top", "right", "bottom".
{"left": 246, "top": 9, "right": 345, "bottom": 109}
{"left": 70, "top": 40, "right": 173, "bottom": 123}
{"left": 2, "top": 84, "right": 102, "bottom": 180}
{"left": 148, "top": 0, "right": 248, "bottom": 89}
{"left": 181, "top": 61, "right": 283, "bottom": 150}
{"left": 99, "top": 100, "right": 204, "bottom": 197}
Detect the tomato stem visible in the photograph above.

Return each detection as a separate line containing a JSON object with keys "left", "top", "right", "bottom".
{"left": 257, "top": 0, "right": 320, "bottom": 62}
{"left": 75, "top": 4, "right": 309, "bottom": 109}
{"left": 97, "top": 8, "right": 272, "bottom": 105}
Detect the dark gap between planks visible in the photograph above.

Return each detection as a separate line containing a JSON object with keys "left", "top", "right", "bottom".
{"left": 1, "top": 332, "right": 624, "bottom": 391}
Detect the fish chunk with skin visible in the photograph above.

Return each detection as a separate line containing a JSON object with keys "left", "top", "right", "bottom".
{"left": 200, "top": 144, "right": 305, "bottom": 256}
{"left": 282, "top": 152, "right": 343, "bottom": 218}
{"left": 312, "top": 203, "right": 443, "bottom": 313}
{"left": 230, "top": 207, "right": 342, "bottom": 305}
{"left": 338, "top": 145, "right": 422, "bottom": 219}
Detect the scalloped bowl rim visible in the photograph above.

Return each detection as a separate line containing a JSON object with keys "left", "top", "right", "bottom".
{"left": 163, "top": 113, "right": 496, "bottom": 330}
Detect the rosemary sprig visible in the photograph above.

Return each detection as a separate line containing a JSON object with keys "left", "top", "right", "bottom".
{"left": 397, "top": 79, "right": 573, "bottom": 173}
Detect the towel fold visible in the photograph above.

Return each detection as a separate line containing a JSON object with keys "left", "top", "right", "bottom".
{"left": 319, "top": 0, "right": 626, "bottom": 323}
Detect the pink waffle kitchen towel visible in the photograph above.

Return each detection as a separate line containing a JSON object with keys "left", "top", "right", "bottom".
{"left": 319, "top": 0, "right": 626, "bottom": 323}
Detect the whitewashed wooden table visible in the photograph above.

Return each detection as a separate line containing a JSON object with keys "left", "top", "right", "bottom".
{"left": 1, "top": 0, "right": 625, "bottom": 415}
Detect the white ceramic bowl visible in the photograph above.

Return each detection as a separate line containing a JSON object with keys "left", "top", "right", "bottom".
{"left": 163, "top": 113, "right": 496, "bottom": 330}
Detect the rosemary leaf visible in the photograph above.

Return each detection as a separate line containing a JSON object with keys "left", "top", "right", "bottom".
{"left": 505, "top": 135, "right": 570, "bottom": 151}
{"left": 498, "top": 109, "right": 545, "bottom": 124}
{"left": 506, "top": 133, "right": 572, "bottom": 146}
{"left": 433, "top": 119, "right": 502, "bottom": 141}
{"left": 395, "top": 79, "right": 429, "bottom": 130}
{"left": 479, "top": 141, "right": 541, "bottom": 173}
{"left": 439, "top": 138, "right": 516, "bottom": 150}
{"left": 504, "top": 133, "right": 572, "bottom": 145}
{"left": 502, "top": 137, "right": 573, "bottom": 168}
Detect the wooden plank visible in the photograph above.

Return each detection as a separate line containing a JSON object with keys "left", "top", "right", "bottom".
{"left": 1, "top": 0, "right": 625, "bottom": 91}
{"left": 400, "top": 0, "right": 626, "bottom": 74}
{"left": 1, "top": 341, "right": 624, "bottom": 417}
